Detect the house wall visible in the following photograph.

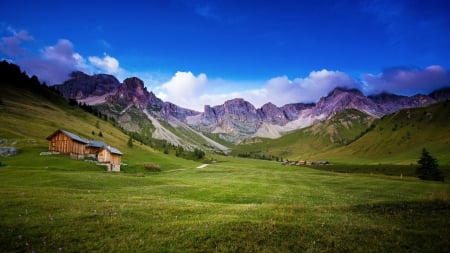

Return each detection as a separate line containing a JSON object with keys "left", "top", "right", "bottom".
{"left": 47, "top": 130, "right": 121, "bottom": 171}
{"left": 97, "top": 149, "right": 110, "bottom": 163}
{"left": 110, "top": 154, "right": 121, "bottom": 165}
{"left": 48, "top": 132, "right": 85, "bottom": 159}
{"left": 99, "top": 150, "right": 121, "bottom": 172}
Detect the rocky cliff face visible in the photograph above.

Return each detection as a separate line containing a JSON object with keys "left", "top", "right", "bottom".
{"left": 368, "top": 92, "right": 436, "bottom": 114}
{"left": 186, "top": 87, "right": 445, "bottom": 142}
{"left": 312, "top": 88, "right": 383, "bottom": 117}
{"left": 56, "top": 72, "right": 199, "bottom": 121}
{"left": 429, "top": 87, "right": 450, "bottom": 102}
{"left": 187, "top": 98, "right": 317, "bottom": 141}
{"left": 188, "top": 99, "right": 262, "bottom": 140}
{"left": 107, "top": 77, "right": 150, "bottom": 109}
{"left": 55, "top": 71, "right": 121, "bottom": 99}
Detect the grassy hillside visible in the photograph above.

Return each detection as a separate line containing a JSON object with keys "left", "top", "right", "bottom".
{"left": 232, "top": 109, "right": 375, "bottom": 161}
{"left": 0, "top": 69, "right": 200, "bottom": 172}
{"left": 324, "top": 101, "right": 450, "bottom": 164}
{"left": 233, "top": 104, "right": 450, "bottom": 165}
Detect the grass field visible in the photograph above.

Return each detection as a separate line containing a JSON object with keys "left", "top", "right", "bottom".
{"left": 1, "top": 150, "right": 449, "bottom": 252}
{"left": 1, "top": 66, "right": 449, "bottom": 252}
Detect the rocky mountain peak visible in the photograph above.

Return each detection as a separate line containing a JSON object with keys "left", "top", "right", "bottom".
{"left": 368, "top": 92, "right": 406, "bottom": 102}
{"left": 111, "top": 77, "right": 150, "bottom": 109}
{"left": 123, "top": 77, "right": 145, "bottom": 90}
{"left": 327, "top": 87, "right": 363, "bottom": 97}
{"left": 259, "top": 102, "right": 288, "bottom": 125}
{"left": 69, "top": 71, "right": 90, "bottom": 79}
{"left": 55, "top": 71, "right": 120, "bottom": 99}
{"left": 315, "top": 87, "right": 381, "bottom": 117}
{"left": 54, "top": 70, "right": 450, "bottom": 144}
{"left": 429, "top": 87, "right": 450, "bottom": 102}
{"left": 223, "top": 98, "right": 257, "bottom": 114}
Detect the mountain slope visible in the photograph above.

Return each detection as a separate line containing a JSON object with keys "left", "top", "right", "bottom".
{"left": 187, "top": 87, "right": 441, "bottom": 142}
{"left": 0, "top": 61, "right": 200, "bottom": 170}
{"left": 232, "top": 109, "right": 376, "bottom": 160}
{"left": 325, "top": 101, "right": 450, "bottom": 164}
{"left": 55, "top": 71, "right": 449, "bottom": 144}
{"left": 55, "top": 72, "right": 228, "bottom": 152}
{"left": 234, "top": 102, "right": 450, "bottom": 165}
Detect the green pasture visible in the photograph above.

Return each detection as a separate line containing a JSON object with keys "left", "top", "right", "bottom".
{"left": 1, "top": 151, "right": 449, "bottom": 252}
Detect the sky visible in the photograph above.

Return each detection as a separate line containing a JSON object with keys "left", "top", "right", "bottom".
{"left": 1, "top": 0, "right": 450, "bottom": 111}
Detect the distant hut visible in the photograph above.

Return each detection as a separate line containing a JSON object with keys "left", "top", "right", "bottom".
{"left": 85, "top": 140, "right": 108, "bottom": 157}
{"left": 46, "top": 129, "right": 122, "bottom": 171}
{"left": 98, "top": 146, "right": 122, "bottom": 172}
{"left": 46, "top": 129, "right": 88, "bottom": 159}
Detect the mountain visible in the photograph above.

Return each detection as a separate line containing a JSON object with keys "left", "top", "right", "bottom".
{"left": 2, "top": 61, "right": 450, "bottom": 164}
{"left": 55, "top": 71, "right": 449, "bottom": 144}
{"left": 187, "top": 98, "right": 263, "bottom": 142}
{"left": 55, "top": 72, "right": 229, "bottom": 152}
{"left": 232, "top": 101, "right": 450, "bottom": 164}
{"left": 55, "top": 71, "right": 121, "bottom": 100}
{"left": 325, "top": 100, "right": 450, "bottom": 164}
{"left": 186, "top": 87, "right": 440, "bottom": 141}
{"left": 0, "top": 61, "right": 203, "bottom": 172}
{"left": 429, "top": 87, "right": 450, "bottom": 102}
{"left": 232, "top": 108, "right": 376, "bottom": 159}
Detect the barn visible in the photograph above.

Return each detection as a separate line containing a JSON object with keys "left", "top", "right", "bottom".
{"left": 46, "top": 129, "right": 88, "bottom": 159}
{"left": 46, "top": 129, "right": 122, "bottom": 171}
{"left": 98, "top": 146, "right": 123, "bottom": 172}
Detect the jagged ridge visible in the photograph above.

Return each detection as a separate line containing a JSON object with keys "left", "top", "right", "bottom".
{"left": 55, "top": 72, "right": 450, "bottom": 144}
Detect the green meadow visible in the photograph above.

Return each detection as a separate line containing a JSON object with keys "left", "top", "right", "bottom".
{"left": 1, "top": 66, "right": 450, "bottom": 252}
{"left": 1, "top": 152, "right": 449, "bottom": 252}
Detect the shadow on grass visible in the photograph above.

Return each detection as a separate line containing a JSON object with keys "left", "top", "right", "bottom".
{"left": 179, "top": 200, "right": 450, "bottom": 253}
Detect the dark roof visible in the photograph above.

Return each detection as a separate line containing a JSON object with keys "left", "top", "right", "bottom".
{"left": 46, "top": 129, "right": 122, "bottom": 155}
{"left": 100, "top": 146, "right": 123, "bottom": 155}
{"left": 108, "top": 146, "right": 123, "bottom": 155}
{"left": 46, "top": 129, "right": 89, "bottom": 144}
{"left": 87, "top": 140, "right": 107, "bottom": 148}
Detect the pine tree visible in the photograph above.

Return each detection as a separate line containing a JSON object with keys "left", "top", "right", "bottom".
{"left": 416, "top": 148, "right": 444, "bottom": 181}
{"left": 127, "top": 137, "right": 133, "bottom": 148}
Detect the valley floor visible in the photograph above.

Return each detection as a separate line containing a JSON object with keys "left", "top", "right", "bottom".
{"left": 1, "top": 154, "right": 449, "bottom": 252}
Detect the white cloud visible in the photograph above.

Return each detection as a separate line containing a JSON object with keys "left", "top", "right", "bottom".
{"left": 2, "top": 31, "right": 125, "bottom": 84}
{"left": 18, "top": 39, "right": 87, "bottom": 84}
{"left": 0, "top": 27, "right": 33, "bottom": 56}
{"left": 157, "top": 69, "right": 358, "bottom": 111}
{"left": 235, "top": 69, "right": 357, "bottom": 108}
{"left": 88, "top": 54, "right": 123, "bottom": 75}
{"left": 158, "top": 71, "right": 208, "bottom": 109}
{"left": 362, "top": 65, "right": 450, "bottom": 95}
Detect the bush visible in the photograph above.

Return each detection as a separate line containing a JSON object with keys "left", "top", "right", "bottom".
{"left": 144, "top": 163, "right": 161, "bottom": 172}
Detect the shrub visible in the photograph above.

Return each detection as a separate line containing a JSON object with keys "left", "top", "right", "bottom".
{"left": 144, "top": 163, "right": 161, "bottom": 172}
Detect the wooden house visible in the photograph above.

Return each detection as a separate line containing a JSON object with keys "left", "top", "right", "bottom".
{"left": 46, "top": 129, "right": 88, "bottom": 159}
{"left": 98, "top": 146, "right": 123, "bottom": 171}
{"left": 46, "top": 129, "right": 122, "bottom": 171}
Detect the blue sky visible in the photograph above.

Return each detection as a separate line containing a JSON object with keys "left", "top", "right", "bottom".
{"left": 1, "top": 0, "right": 450, "bottom": 110}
